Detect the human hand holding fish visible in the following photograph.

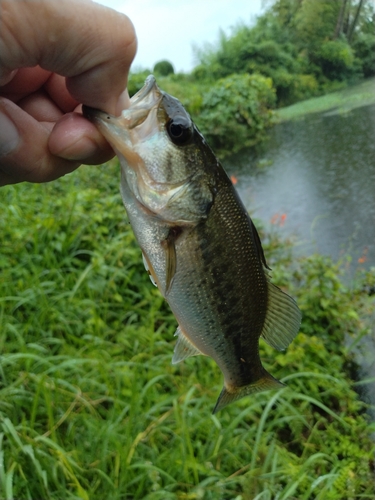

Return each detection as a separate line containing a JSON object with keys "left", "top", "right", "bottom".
{"left": 0, "top": 0, "right": 136, "bottom": 186}
{"left": 83, "top": 76, "right": 302, "bottom": 413}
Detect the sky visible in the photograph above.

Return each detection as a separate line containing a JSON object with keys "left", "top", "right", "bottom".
{"left": 95, "top": 0, "right": 265, "bottom": 73}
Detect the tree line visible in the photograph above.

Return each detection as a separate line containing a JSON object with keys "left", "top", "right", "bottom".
{"left": 129, "top": 0, "right": 374, "bottom": 157}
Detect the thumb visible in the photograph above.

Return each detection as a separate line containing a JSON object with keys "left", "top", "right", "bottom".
{"left": 0, "top": 0, "right": 137, "bottom": 114}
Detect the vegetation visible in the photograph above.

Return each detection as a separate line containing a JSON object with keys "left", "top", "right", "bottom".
{"left": 193, "top": 0, "right": 375, "bottom": 106}
{"left": 196, "top": 73, "right": 276, "bottom": 156}
{"left": 1, "top": 163, "right": 374, "bottom": 499}
{"left": 128, "top": 0, "right": 374, "bottom": 158}
{"left": 153, "top": 60, "right": 175, "bottom": 77}
{"left": 1, "top": 2, "right": 374, "bottom": 498}
{"left": 275, "top": 76, "right": 375, "bottom": 121}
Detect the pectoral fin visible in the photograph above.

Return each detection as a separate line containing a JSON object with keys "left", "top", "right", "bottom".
{"left": 142, "top": 252, "right": 158, "bottom": 287}
{"left": 172, "top": 326, "right": 203, "bottom": 364}
{"left": 261, "top": 282, "right": 302, "bottom": 351}
{"left": 161, "top": 227, "right": 182, "bottom": 295}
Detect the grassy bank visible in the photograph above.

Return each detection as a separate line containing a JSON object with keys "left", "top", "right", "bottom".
{"left": 275, "top": 77, "right": 375, "bottom": 122}
{"left": 0, "top": 163, "right": 374, "bottom": 499}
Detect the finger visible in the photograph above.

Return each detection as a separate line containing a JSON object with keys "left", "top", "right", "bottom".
{"left": 0, "top": 97, "right": 78, "bottom": 185}
{"left": 44, "top": 73, "right": 80, "bottom": 112}
{"left": 18, "top": 90, "right": 63, "bottom": 122}
{"left": 0, "top": 67, "right": 51, "bottom": 102}
{"left": 1, "top": 0, "right": 137, "bottom": 114}
{"left": 0, "top": 97, "right": 115, "bottom": 185}
{"left": 48, "top": 112, "right": 114, "bottom": 164}
{"left": 0, "top": 69, "right": 18, "bottom": 86}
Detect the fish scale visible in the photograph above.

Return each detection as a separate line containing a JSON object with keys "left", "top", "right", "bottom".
{"left": 82, "top": 75, "right": 302, "bottom": 413}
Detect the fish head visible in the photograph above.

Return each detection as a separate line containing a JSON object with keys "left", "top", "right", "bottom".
{"left": 83, "top": 75, "right": 216, "bottom": 223}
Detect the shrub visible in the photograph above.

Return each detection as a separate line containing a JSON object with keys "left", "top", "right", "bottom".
{"left": 196, "top": 73, "right": 276, "bottom": 157}
{"left": 352, "top": 33, "right": 375, "bottom": 77}
{"left": 314, "top": 40, "right": 355, "bottom": 80}
{"left": 153, "top": 59, "right": 175, "bottom": 76}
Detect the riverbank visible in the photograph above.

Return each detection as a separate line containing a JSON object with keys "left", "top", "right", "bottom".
{"left": 275, "top": 77, "right": 375, "bottom": 122}
{"left": 1, "top": 163, "right": 374, "bottom": 498}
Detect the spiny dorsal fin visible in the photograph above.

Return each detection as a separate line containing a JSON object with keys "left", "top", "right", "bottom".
{"left": 261, "top": 282, "right": 302, "bottom": 351}
{"left": 213, "top": 371, "right": 284, "bottom": 414}
{"left": 172, "top": 326, "right": 203, "bottom": 364}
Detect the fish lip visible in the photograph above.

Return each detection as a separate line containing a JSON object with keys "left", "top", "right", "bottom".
{"left": 82, "top": 74, "right": 162, "bottom": 132}
{"left": 82, "top": 74, "right": 159, "bottom": 119}
{"left": 82, "top": 105, "right": 109, "bottom": 124}
{"left": 130, "top": 74, "right": 159, "bottom": 105}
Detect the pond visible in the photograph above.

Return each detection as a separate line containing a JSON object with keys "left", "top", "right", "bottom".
{"left": 225, "top": 103, "right": 375, "bottom": 416}
{"left": 226, "top": 103, "right": 375, "bottom": 276}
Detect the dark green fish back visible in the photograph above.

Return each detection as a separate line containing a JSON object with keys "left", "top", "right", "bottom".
{"left": 167, "top": 165, "right": 270, "bottom": 388}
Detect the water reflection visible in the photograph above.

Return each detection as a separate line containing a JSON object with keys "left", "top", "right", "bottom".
{"left": 226, "top": 104, "right": 375, "bottom": 272}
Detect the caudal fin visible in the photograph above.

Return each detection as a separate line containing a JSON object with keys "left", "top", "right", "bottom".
{"left": 212, "top": 371, "right": 284, "bottom": 414}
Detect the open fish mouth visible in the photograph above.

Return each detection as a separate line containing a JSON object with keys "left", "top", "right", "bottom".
{"left": 82, "top": 75, "right": 162, "bottom": 134}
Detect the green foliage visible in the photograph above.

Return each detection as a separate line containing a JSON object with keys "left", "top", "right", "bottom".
{"left": 275, "top": 77, "right": 375, "bottom": 121}
{"left": 0, "top": 163, "right": 374, "bottom": 498}
{"left": 196, "top": 73, "right": 276, "bottom": 157}
{"left": 313, "top": 40, "right": 356, "bottom": 80}
{"left": 128, "top": 71, "right": 206, "bottom": 117}
{"left": 153, "top": 60, "right": 175, "bottom": 77}
{"left": 352, "top": 33, "right": 375, "bottom": 77}
{"left": 154, "top": 74, "right": 207, "bottom": 116}
{"left": 128, "top": 70, "right": 152, "bottom": 97}
{"left": 193, "top": 0, "right": 375, "bottom": 106}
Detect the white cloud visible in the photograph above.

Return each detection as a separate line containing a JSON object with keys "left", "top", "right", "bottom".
{"left": 95, "top": 0, "right": 264, "bottom": 72}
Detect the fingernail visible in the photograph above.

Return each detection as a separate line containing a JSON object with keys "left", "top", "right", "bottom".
{"left": 0, "top": 69, "right": 18, "bottom": 86}
{"left": 0, "top": 111, "right": 20, "bottom": 157}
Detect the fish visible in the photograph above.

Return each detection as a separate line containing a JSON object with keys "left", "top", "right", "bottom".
{"left": 82, "top": 76, "right": 301, "bottom": 413}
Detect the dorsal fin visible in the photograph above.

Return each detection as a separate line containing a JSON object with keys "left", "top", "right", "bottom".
{"left": 261, "top": 282, "right": 302, "bottom": 351}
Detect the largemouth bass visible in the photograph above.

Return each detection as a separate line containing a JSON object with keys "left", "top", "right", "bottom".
{"left": 82, "top": 76, "right": 301, "bottom": 413}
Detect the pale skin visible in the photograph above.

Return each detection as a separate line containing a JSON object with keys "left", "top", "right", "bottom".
{"left": 0, "top": 0, "right": 137, "bottom": 186}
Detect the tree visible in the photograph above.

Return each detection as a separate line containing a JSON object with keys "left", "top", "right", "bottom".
{"left": 334, "top": 0, "right": 349, "bottom": 39}
{"left": 348, "top": 0, "right": 365, "bottom": 41}
{"left": 153, "top": 60, "right": 174, "bottom": 76}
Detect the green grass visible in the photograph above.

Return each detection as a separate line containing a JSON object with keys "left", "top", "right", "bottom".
{"left": 275, "top": 77, "right": 375, "bottom": 122}
{"left": 0, "top": 162, "right": 374, "bottom": 499}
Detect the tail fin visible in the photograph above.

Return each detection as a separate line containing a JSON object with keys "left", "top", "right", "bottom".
{"left": 213, "top": 371, "right": 284, "bottom": 414}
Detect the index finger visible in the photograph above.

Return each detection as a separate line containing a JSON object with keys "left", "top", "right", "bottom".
{"left": 0, "top": 0, "right": 137, "bottom": 114}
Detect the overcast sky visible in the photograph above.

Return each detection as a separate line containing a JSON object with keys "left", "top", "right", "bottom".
{"left": 95, "top": 0, "right": 265, "bottom": 73}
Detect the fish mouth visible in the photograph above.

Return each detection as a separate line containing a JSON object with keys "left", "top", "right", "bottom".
{"left": 82, "top": 75, "right": 165, "bottom": 186}
{"left": 82, "top": 75, "right": 162, "bottom": 139}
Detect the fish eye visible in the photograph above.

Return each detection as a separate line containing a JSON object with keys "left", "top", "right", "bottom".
{"left": 166, "top": 117, "right": 193, "bottom": 146}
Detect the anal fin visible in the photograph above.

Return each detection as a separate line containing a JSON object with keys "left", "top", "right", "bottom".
{"left": 172, "top": 325, "right": 203, "bottom": 364}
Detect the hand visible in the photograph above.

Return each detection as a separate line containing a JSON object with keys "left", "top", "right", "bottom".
{"left": 0, "top": 0, "right": 136, "bottom": 186}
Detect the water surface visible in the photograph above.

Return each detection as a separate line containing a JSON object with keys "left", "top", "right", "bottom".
{"left": 226, "top": 104, "right": 375, "bottom": 273}
{"left": 225, "top": 104, "right": 375, "bottom": 413}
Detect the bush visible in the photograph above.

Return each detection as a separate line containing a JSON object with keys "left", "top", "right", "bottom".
{"left": 153, "top": 60, "right": 175, "bottom": 76}
{"left": 353, "top": 33, "right": 375, "bottom": 77}
{"left": 314, "top": 40, "right": 355, "bottom": 80}
{"left": 287, "top": 73, "right": 320, "bottom": 104}
{"left": 196, "top": 73, "right": 276, "bottom": 157}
